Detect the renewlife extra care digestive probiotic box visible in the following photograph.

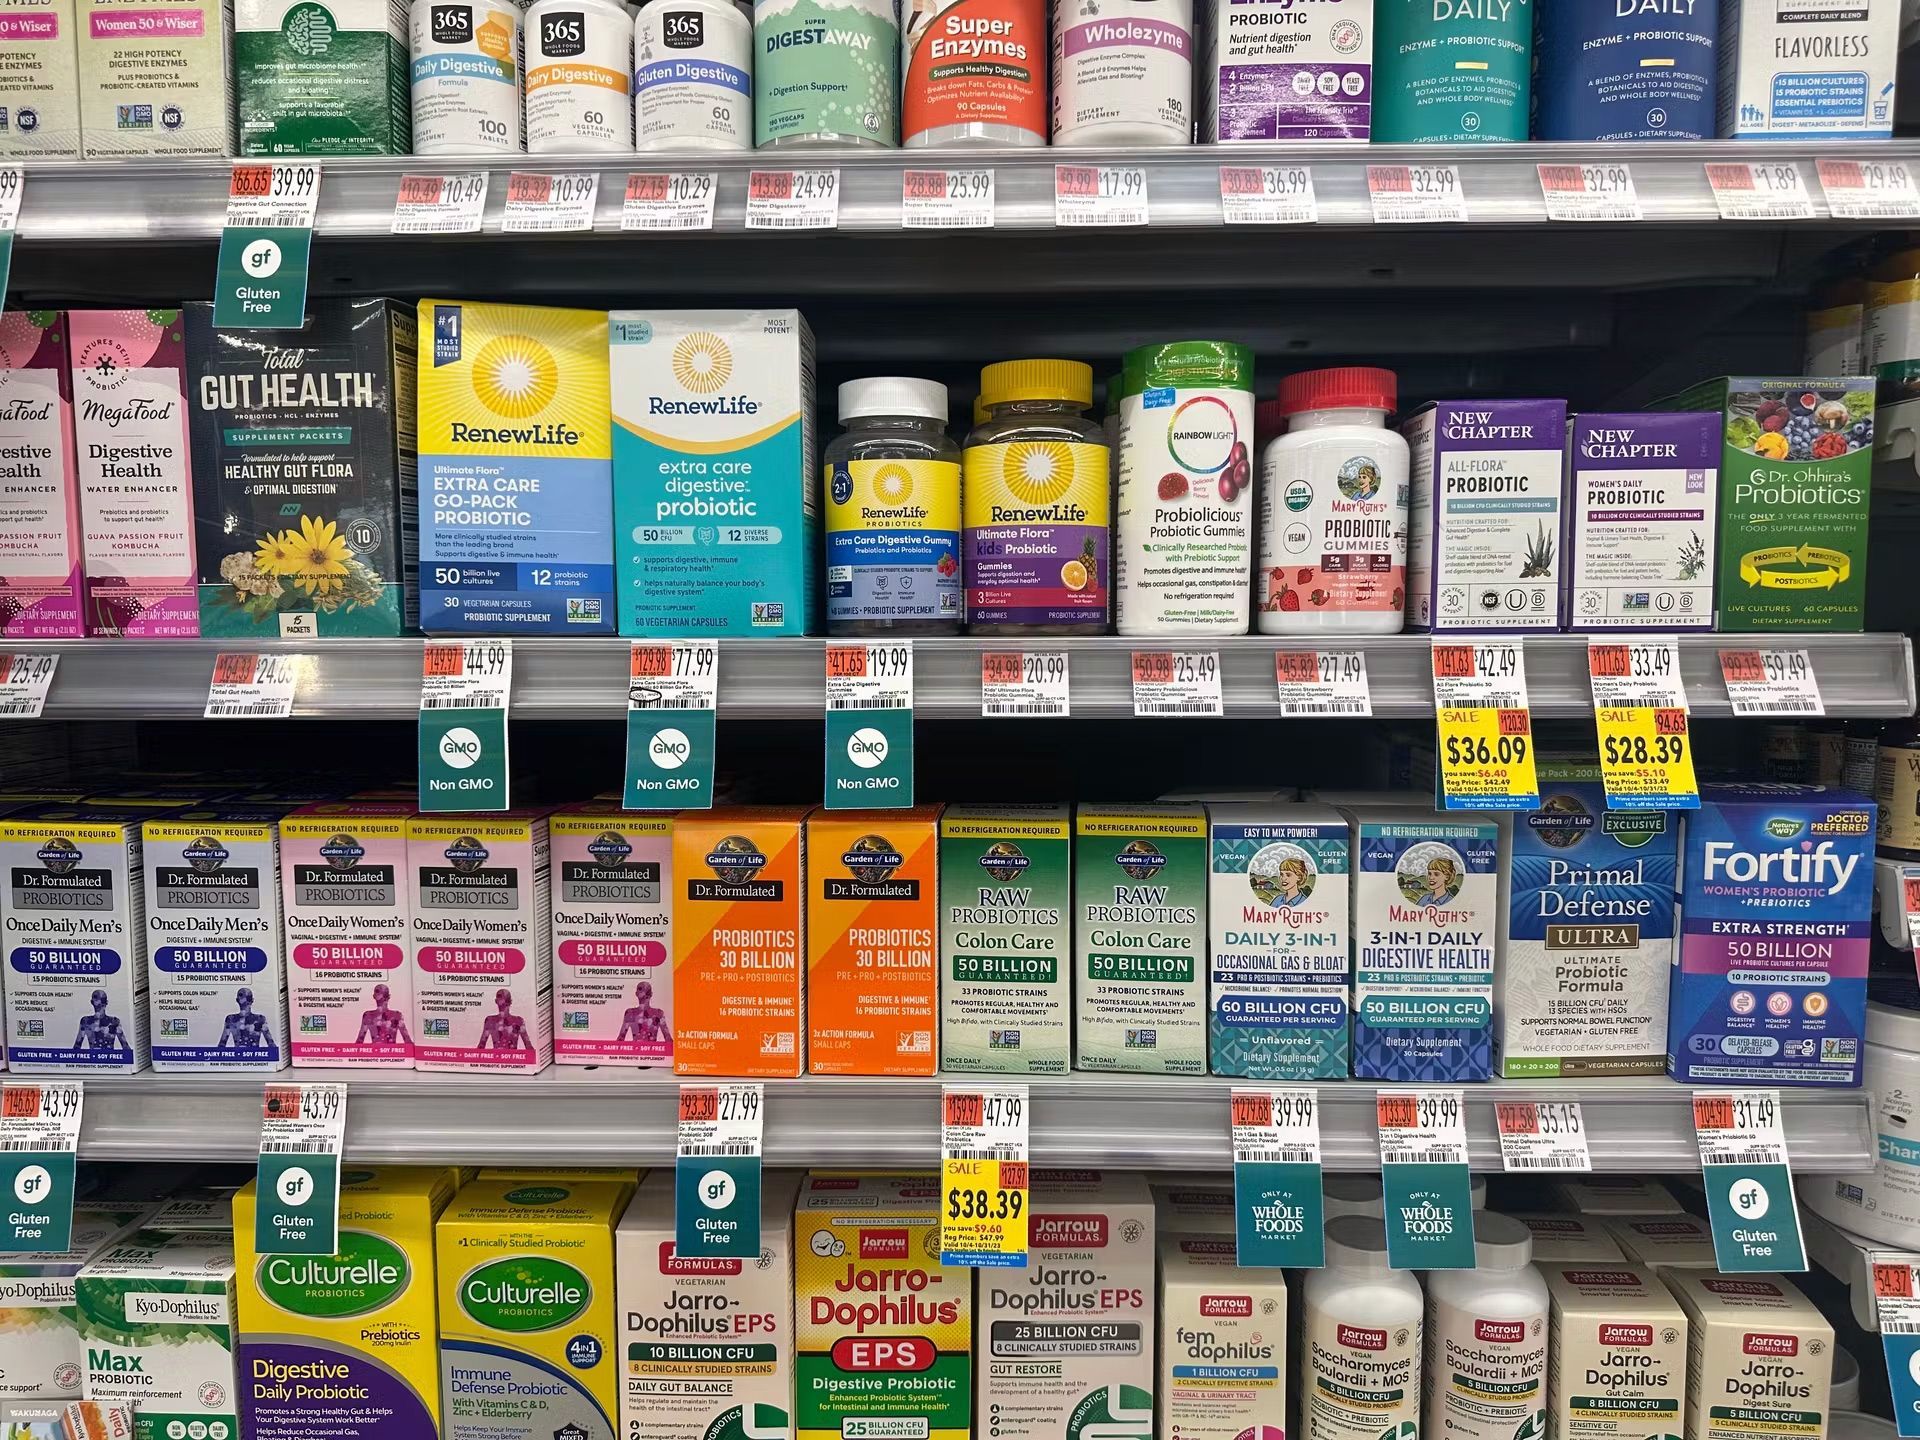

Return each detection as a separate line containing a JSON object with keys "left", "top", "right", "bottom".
{"left": 550, "top": 807, "right": 672, "bottom": 1067}
{"left": 0, "top": 311, "right": 82, "bottom": 637}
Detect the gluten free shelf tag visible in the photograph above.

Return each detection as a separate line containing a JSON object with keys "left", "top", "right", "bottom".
{"left": 1432, "top": 641, "right": 1538, "bottom": 810}
{"left": 626, "top": 641, "right": 718, "bottom": 810}
{"left": 940, "top": 1085, "right": 1029, "bottom": 1268}
{"left": 1377, "top": 1088, "right": 1476, "bottom": 1270}
{"left": 0, "top": 1081, "right": 82, "bottom": 1252}
{"left": 1588, "top": 641, "right": 1698, "bottom": 810}
{"left": 1231, "top": 1088, "right": 1323, "bottom": 1268}
{"left": 418, "top": 639, "right": 512, "bottom": 813}
{"left": 0, "top": 650, "right": 56, "bottom": 718}
{"left": 1871, "top": 1255, "right": 1920, "bottom": 1436}
{"left": 675, "top": 1083, "right": 764, "bottom": 1259}
{"left": 214, "top": 162, "right": 320, "bottom": 329}
{"left": 1494, "top": 1100, "right": 1591, "bottom": 1174}
{"left": 1692, "top": 1089, "right": 1806, "bottom": 1274}
{"left": 254, "top": 1082, "right": 346, "bottom": 1256}
{"left": 1719, "top": 647, "right": 1825, "bottom": 718}
{"left": 824, "top": 641, "right": 913, "bottom": 808}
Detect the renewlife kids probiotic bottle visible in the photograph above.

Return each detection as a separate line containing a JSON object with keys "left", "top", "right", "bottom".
{"left": 1374, "top": 0, "right": 1531, "bottom": 143}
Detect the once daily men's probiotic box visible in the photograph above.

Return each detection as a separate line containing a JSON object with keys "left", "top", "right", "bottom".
{"left": 77, "top": 0, "right": 233, "bottom": 157}
{"left": 280, "top": 801, "right": 415, "bottom": 1068}
{"left": 1207, "top": 801, "right": 1350, "bottom": 1080}
{"left": 416, "top": 300, "right": 615, "bottom": 634}
{"left": 0, "top": 0, "right": 82, "bottom": 158}
{"left": 1157, "top": 1231, "right": 1287, "bottom": 1440}
{"left": 1205, "top": 0, "right": 1372, "bottom": 142}
{"left": 550, "top": 808, "right": 672, "bottom": 1067}
{"left": 1719, "top": 0, "right": 1899, "bottom": 140}
{"left": 0, "top": 311, "right": 83, "bottom": 637}
{"left": 609, "top": 310, "right": 817, "bottom": 637}
{"left": 1669, "top": 783, "right": 1874, "bottom": 1087}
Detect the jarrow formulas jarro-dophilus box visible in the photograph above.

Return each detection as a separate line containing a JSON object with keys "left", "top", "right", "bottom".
{"left": 1664, "top": 1271, "right": 1831, "bottom": 1440}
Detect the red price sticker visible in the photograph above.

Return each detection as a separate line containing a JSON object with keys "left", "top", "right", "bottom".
{"left": 397, "top": 175, "right": 443, "bottom": 206}
{"left": 826, "top": 645, "right": 869, "bottom": 680}
{"left": 1132, "top": 652, "right": 1173, "bottom": 684}
{"left": 1377, "top": 1094, "right": 1418, "bottom": 1130}
{"left": 1495, "top": 1103, "right": 1539, "bottom": 1136}
{"left": 213, "top": 653, "right": 257, "bottom": 687}
{"left": 944, "top": 1091, "right": 985, "bottom": 1128}
{"left": 1275, "top": 652, "right": 1317, "bottom": 684}
{"left": 630, "top": 645, "right": 674, "bottom": 679}
{"left": 678, "top": 1087, "right": 718, "bottom": 1124}
{"left": 982, "top": 652, "right": 1023, "bottom": 684}
{"left": 1498, "top": 708, "right": 1529, "bottom": 736}
{"left": 1432, "top": 645, "right": 1475, "bottom": 679}
{"left": 1, "top": 1086, "right": 42, "bottom": 1120}
{"left": 507, "top": 172, "right": 550, "bottom": 205}
{"left": 1692, "top": 1094, "right": 1733, "bottom": 1131}
{"left": 1589, "top": 644, "right": 1631, "bottom": 678}
{"left": 262, "top": 1085, "right": 307, "bottom": 1121}
{"left": 231, "top": 164, "right": 274, "bottom": 198}
{"left": 1231, "top": 1092, "right": 1273, "bottom": 1128}
{"left": 424, "top": 644, "right": 465, "bottom": 678}
{"left": 1875, "top": 1262, "right": 1915, "bottom": 1299}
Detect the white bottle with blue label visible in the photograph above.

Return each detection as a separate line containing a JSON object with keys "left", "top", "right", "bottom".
{"left": 634, "top": 0, "right": 752, "bottom": 149}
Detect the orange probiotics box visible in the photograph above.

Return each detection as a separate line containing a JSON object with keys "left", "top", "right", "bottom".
{"left": 807, "top": 807, "right": 941, "bottom": 1076}
{"left": 672, "top": 807, "right": 809, "bottom": 1078}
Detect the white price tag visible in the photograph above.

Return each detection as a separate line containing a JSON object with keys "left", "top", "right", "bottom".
{"left": 942, "top": 1084, "right": 1028, "bottom": 1164}
{"left": 1718, "top": 647, "right": 1824, "bottom": 717}
{"left": 1692, "top": 1090, "right": 1787, "bottom": 1167}
{"left": 1130, "top": 650, "right": 1223, "bottom": 717}
{"left": 1219, "top": 164, "right": 1317, "bottom": 225}
{"left": 260, "top": 1082, "right": 347, "bottom": 1155}
{"left": 391, "top": 172, "right": 488, "bottom": 234}
{"left": 980, "top": 651, "right": 1069, "bottom": 718}
{"left": 0, "top": 1082, "right": 83, "bottom": 1154}
{"left": 1495, "top": 1100, "right": 1591, "bottom": 1173}
{"left": 0, "top": 168, "right": 23, "bottom": 232}
{"left": 1376, "top": 1088, "right": 1468, "bottom": 1167}
{"left": 421, "top": 639, "right": 513, "bottom": 712}
{"left": 746, "top": 169, "right": 839, "bottom": 229}
{"left": 1431, "top": 640, "right": 1528, "bottom": 711}
{"left": 901, "top": 168, "right": 994, "bottom": 229}
{"left": 1368, "top": 163, "right": 1467, "bottom": 223}
{"left": 1587, "top": 639, "right": 1686, "bottom": 711}
{"left": 628, "top": 640, "right": 718, "bottom": 712}
{"left": 1818, "top": 158, "right": 1920, "bottom": 220}
{"left": 227, "top": 163, "right": 321, "bottom": 229}
{"left": 1537, "top": 162, "right": 1642, "bottom": 222}
{"left": 826, "top": 641, "right": 912, "bottom": 711}
{"left": 1273, "top": 650, "right": 1370, "bottom": 717}
{"left": 499, "top": 171, "right": 599, "bottom": 233}
{"left": 622, "top": 171, "right": 718, "bottom": 231}
{"left": 206, "top": 652, "right": 300, "bottom": 719}
{"left": 676, "top": 1083, "right": 764, "bottom": 1160}
{"left": 1231, "top": 1088, "right": 1321, "bottom": 1166}
{"left": 0, "top": 651, "right": 56, "bottom": 717}
{"left": 1054, "top": 164, "right": 1148, "bottom": 227}
{"left": 1706, "top": 161, "right": 1815, "bottom": 220}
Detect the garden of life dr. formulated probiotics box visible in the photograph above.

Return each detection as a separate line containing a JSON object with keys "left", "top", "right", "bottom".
{"left": 1544, "top": 1265, "right": 1687, "bottom": 1440}
{"left": 0, "top": 311, "right": 82, "bottom": 637}
{"left": 550, "top": 808, "right": 672, "bottom": 1068}
{"left": 77, "top": 0, "right": 232, "bottom": 157}
{"left": 1073, "top": 804, "right": 1207, "bottom": 1075}
{"left": 1663, "top": 1272, "right": 1830, "bottom": 1440}
{"left": 0, "top": 0, "right": 81, "bottom": 158}
{"left": 937, "top": 804, "right": 1071, "bottom": 1075}
{"left": 1157, "top": 1232, "right": 1287, "bottom": 1440}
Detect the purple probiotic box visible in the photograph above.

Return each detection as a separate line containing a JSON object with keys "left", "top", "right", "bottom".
{"left": 1205, "top": 0, "right": 1374, "bottom": 143}
{"left": 1403, "top": 398, "right": 1568, "bottom": 633}
{"left": 1564, "top": 413, "right": 1719, "bottom": 632}
{"left": 0, "top": 312, "right": 82, "bottom": 637}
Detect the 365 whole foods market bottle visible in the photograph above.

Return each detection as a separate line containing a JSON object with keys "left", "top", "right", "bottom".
{"left": 754, "top": 0, "right": 899, "bottom": 147}
{"left": 1375, "top": 0, "right": 1531, "bottom": 143}
{"left": 825, "top": 377, "right": 962, "bottom": 635}
{"left": 1050, "top": 0, "right": 1194, "bottom": 145}
{"left": 1257, "top": 367, "right": 1408, "bottom": 634}
{"left": 902, "top": 0, "right": 1045, "bottom": 146}
{"left": 1423, "top": 1214, "right": 1548, "bottom": 1440}
{"left": 1115, "top": 340, "right": 1255, "bottom": 636}
{"left": 964, "top": 359, "right": 1110, "bottom": 635}
{"left": 526, "top": 0, "right": 636, "bottom": 152}
{"left": 1302, "top": 1216, "right": 1424, "bottom": 1440}
{"left": 410, "top": 0, "right": 525, "bottom": 154}
{"left": 634, "top": 0, "right": 753, "bottom": 150}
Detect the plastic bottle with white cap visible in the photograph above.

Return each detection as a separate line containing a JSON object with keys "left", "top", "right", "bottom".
{"left": 1302, "top": 1215, "right": 1424, "bottom": 1440}
{"left": 1423, "top": 1213, "right": 1548, "bottom": 1440}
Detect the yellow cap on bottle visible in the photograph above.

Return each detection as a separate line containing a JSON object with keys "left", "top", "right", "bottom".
{"left": 979, "top": 359, "right": 1094, "bottom": 408}
{"left": 972, "top": 394, "right": 989, "bottom": 425}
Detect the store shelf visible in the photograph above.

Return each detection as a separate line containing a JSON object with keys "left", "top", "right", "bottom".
{"left": 1803, "top": 1204, "right": 1895, "bottom": 1331}
{"left": 19, "top": 633, "right": 1915, "bottom": 721}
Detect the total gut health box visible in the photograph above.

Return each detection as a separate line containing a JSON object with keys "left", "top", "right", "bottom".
{"left": 1719, "top": 0, "right": 1899, "bottom": 139}
{"left": 609, "top": 310, "right": 817, "bottom": 636}
{"left": 0, "top": 0, "right": 82, "bottom": 158}
{"left": 1157, "top": 1231, "right": 1287, "bottom": 1440}
{"left": 550, "top": 807, "right": 672, "bottom": 1067}
{"left": 1670, "top": 783, "right": 1874, "bottom": 1087}
{"left": 77, "top": 0, "right": 233, "bottom": 156}
{"left": 0, "top": 311, "right": 83, "bottom": 637}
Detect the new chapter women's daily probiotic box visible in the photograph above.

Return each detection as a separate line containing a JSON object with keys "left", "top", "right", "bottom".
{"left": 550, "top": 808, "right": 672, "bottom": 1067}
{"left": 0, "top": 312, "right": 82, "bottom": 637}
{"left": 77, "top": 0, "right": 233, "bottom": 156}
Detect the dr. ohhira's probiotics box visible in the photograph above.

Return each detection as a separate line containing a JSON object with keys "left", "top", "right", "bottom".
{"left": 1157, "top": 1231, "right": 1287, "bottom": 1440}
{"left": 549, "top": 807, "right": 673, "bottom": 1067}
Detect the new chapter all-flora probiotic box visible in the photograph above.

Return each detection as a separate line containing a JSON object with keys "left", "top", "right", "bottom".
{"left": 0, "top": 0, "right": 82, "bottom": 158}
{"left": 1719, "top": 0, "right": 1898, "bottom": 140}
{"left": 1663, "top": 1272, "right": 1830, "bottom": 1440}
{"left": 0, "top": 311, "right": 82, "bottom": 637}
{"left": 550, "top": 808, "right": 672, "bottom": 1067}
{"left": 77, "top": 0, "right": 233, "bottom": 156}
{"left": 609, "top": 310, "right": 817, "bottom": 637}
{"left": 280, "top": 801, "right": 414, "bottom": 1068}
{"left": 1544, "top": 1265, "right": 1688, "bottom": 1440}
{"left": 1669, "top": 783, "right": 1874, "bottom": 1087}
{"left": 1157, "top": 1232, "right": 1286, "bottom": 1440}
{"left": 1206, "top": 0, "right": 1373, "bottom": 142}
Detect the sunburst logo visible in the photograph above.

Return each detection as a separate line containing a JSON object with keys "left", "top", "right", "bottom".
{"left": 470, "top": 334, "right": 558, "bottom": 418}
{"left": 872, "top": 464, "right": 914, "bottom": 505}
{"left": 999, "top": 440, "right": 1074, "bottom": 505}
{"left": 672, "top": 332, "right": 732, "bottom": 394}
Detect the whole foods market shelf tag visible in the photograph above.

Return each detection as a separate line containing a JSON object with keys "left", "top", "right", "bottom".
{"left": 1871, "top": 1256, "right": 1920, "bottom": 1435}
{"left": 626, "top": 641, "right": 717, "bottom": 809}
{"left": 1432, "top": 642, "right": 1538, "bottom": 810}
{"left": 941, "top": 1085, "right": 1028, "bottom": 1268}
{"left": 1232, "top": 1088, "right": 1323, "bottom": 1267}
{"left": 0, "top": 1082, "right": 81, "bottom": 1252}
{"left": 1693, "top": 1090, "right": 1806, "bottom": 1273}
{"left": 254, "top": 1083, "right": 346, "bottom": 1256}
{"left": 1494, "top": 1100, "right": 1590, "bottom": 1173}
{"left": 419, "top": 639, "right": 512, "bottom": 812}
{"left": 1589, "top": 641, "right": 1698, "bottom": 809}
{"left": 825, "top": 642, "right": 913, "bottom": 808}
{"left": 675, "top": 1083, "right": 763, "bottom": 1259}
{"left": 1719, "top": 647, "right": 1825, "bottom": 717}
{"left": 1377, "top": 1088, "right": 1476, "bottom": 1270}
{"left": 214, "top": 163, "right": 319, "bottom": 330}
{"left": 0, "top": 651, "right": 56, "bottom": 718}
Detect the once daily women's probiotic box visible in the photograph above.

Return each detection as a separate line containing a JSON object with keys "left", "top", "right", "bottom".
{"left": 1670, "top": 783, "right": 1874, "bottom": 1087}
{"left": 550, "top": 808, "right": 672, "bottom": 1067}
{"left": 0, "top": 312, "right": 82, "bottom": 637}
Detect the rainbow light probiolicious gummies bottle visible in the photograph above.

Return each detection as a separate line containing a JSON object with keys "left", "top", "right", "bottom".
{"left": 1374, "top": 0, "right": 1530, "bottom": 143}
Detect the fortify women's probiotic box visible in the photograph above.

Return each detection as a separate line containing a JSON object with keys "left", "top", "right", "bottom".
{"left": 549, "top": 807, "right": 673, "bottom": 1067}
{"left": 0, "top": 311, "right": 83, "bottom": 637}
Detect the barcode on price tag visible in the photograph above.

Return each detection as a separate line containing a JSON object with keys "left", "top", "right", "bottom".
{"left": 1376, "top": 1088, "right": 1468, "bottom": 1166}
{"left": 746, "top": 169, "right": 839, "bottom": 229}
{"left": 1274, "top": 650, "right": 1370, "bottom": 717}
{"left": 1219, "top": 165, "right": 1317, "bottom": 225}
{"left": 0, "top": 651, "right": 56, "bottom": 717}
{"left": 227, "top": 162, "right": 321, "bottom": 229}
{"left": 1368, "top": 164, "right": 1467, "bottom": 223}
{"left": 206, "top": 652, "right": 300, "bottom": 718}
{"left": 1706, "top": 162, "right": 1815, "bottom": 220}
{"left": 0, "top": 1082, "right": 82, "bottom": 1152}
{"left": 1873, "top": 1255, "right": 1920, "bottom": 1334}
{"left": 1818, "top": 158, "right": 1920, "bottom": 220}
{"left": 421, "top": 639, "right": 512, "bottom": 710}
{"left": 676, "top": 1083, "right": 763, "bottom": 1159}
{"left": 980, "top": 651, "right": 1068, "bottom": 718}
{"left": 1230, "top": 1088, "right": 1321, "bottom": 1166}
{"left": 629, "top": 641, "right": 718, "bottom": 711}
{"left": 901, "top": 169, "right": 994, "bottom": 228}
{"left": 1054, "top": 165, "right": 1148, "bottom": 227}
{"left": 0, "top": 168, "right": 23, "bottom": 232}
{"left": 622, "top": 171, "right": 718, "bottom": 231}
{"left": 500, "top": 171, "right": 599, "bottom": 233}
{"left": 826, "top": 642, "right": 912, "bottom": 711}
{"left": 1495, "top": 1101, "right": 1591, "bottom": 1172}
{"left": 1131, "top": 651, "right": 1222, "bottom": 716}
{"left": 1718, "top": 648, "right": 1823, "bottom": 716}
{"left": 391, "top": 172, "right": 489, "bottom": 234}
{"left": 1537, "top": 162, "right": 1642, "bottom": 222}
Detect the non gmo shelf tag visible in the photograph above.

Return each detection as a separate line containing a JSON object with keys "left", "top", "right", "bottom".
{"left": 419, "top": 639, "right": 512, "bottom": 813}
{"left": 1589, "top": 641, "right": 1698, "bottom": 810}
{"left": 0, "top": 1081, "right": 81, "bottom": 1252}
{"left": 1231, "top": 1088, "right": 1323, "bottom": 1268}
{"left": 1377, "top": 1088, "right": 1475, "bottom": 1270}
{"left": 626, "top": 641, "right": 717, "bottom": 809}
{"left": 824, "top": 641, "right": 913, "bottom": 808}
{"left": 214, "top": 163, "right": 319, "bottom": 329}
{"left": 254, "top": 1082, "right": 345, "bottom": 1256}
{"left": 1872, "top": 1255, "right": 1920, "bottom": 1436}
{"left": 1432, "top": 642, "right": 1538, "bottom": 810}
{"left": 940, "top": 1085, "right": 1029, "bottom": 1268}
{"left": 675, "top": 1083, "right": 764, "bottom": 1259}
{"left": 1692, "top": 1090, "right": 1806, "bottom": 1273}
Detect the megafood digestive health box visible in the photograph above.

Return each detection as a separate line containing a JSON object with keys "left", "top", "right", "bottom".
{"left": 0, "top": 310, "right": 83, "bottom": 638}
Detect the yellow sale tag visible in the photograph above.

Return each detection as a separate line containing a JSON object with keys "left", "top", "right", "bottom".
{"left": 1436, "top": 704, "right": 1538, "bottom": 810}
{"left": 939, "top": 1156, "right": 1028, "bottom": 1264}
{"left": 1595, "top": 705, "right": 1698, "bottom": 808}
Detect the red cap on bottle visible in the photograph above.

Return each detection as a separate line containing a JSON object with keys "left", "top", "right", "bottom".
{"left": 1255, "top": 398, "right": 1289, "bottom": 444}
{"left": 1278, "top": 366, "right": 1396, "bottom": 416}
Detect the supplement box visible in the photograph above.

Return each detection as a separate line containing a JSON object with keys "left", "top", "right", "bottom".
{"left": 1563, "top": 413, "right": 1719, "bottom": 631}
{"left": 1150, "top": 1181, "right": 1235, "bottom": 1236}
{"left": 0, "top": 0, "right": 82, "bottom": 157}
{"left": 1605, "top": 1214, "right": 1719, "bottom": 1270}
{"left": 978, "top": 1170, "right": 1155, "bottom": 1440}
{"left": 609, "top": 310, "right": 817, "bottom": 637}
{"left": 0, "top": 803, "right": 150, "bottom": 1074}
{"left": 1499, "top": 763, "right": 1676, "bottom": 1077}
{"left": 1208, "top": 801, "right": 1350, "bottom": 1080}
{"left": 407, "top": 811, "right": 552, "bottom": 1073}
{"left": 186, "top": 299, "right": 418, "bottom": 638}
{"left": 807, "top": 806, "right": 939, "bottom": 1076}
{"left": 549, "top": 808, "right": 673, "bottom": 1067}
{"left": 1073, "top": 804, "right": 1207, "bottom": 1075}
{"left": 70, "top": 310, "right": 196, "bottom": 637}
{"left": 234, "top": 0, "right": 410, "bottom": 154}
{"left": 279, "top": 801, "right": 415, "bottom": 1068}
{"left": 1663, "top": 1272, "right": 1830, "bottom": 1440}
{"left": 1532, "top": 2, "right": 1718, "bottom": 141}
{"left": 1719, "top": 0, "right": 1898, "bottom": 139}
{"left": 417, "top": 300, "right": 615, "bottom": 634}
{"left": 1156, "top": 1231, "right": 1286, "bottom": 1440}
{"left": 937, "top": 804, "right": 1071, "bottom": 1075}
{"left": 0, "top": 1205, "right": 141, "bottom": 1425}
{"left": 1404, "top": 398, "right": 1568, "bottom": 632}
{"left": 615, "top": 1170, "right": 801, "bottom": 1440}
{"left": 1543, "top": 1265, "right": 1688, "bottom": 1440}
{"left": 437, "top": 1178, "right": 626, "bottom": 1440}
{"left": 671, "top": 807, "right": 807, "bottom": 1077}
{"left": 235, "top": 1165, "right": 456, "bottom": 1438}
{"left": 142, "top": 807, "right": 290, "bottom": 1071}
{"left": 77, "top": 0, "right": 233, "bottom": 156}
{"left": 0, "top": 312, "right": 82, "bottom": 637}
{"left": 1662, "top": 376, "right": 1873, "bottom": 631}
{"left": 1509, "top": 1215, "right": 1624, "bottom": 1265}
{"left": 1669, "top": 784, "right": 1874, "bottom": 1087}
{"left": 1548, "top": 1177, "right": 1685, "bottom": 1216}
{"left": 794, "top": 1173, "right": 971, "bottom": 1440}
{"left": 1205, "top": 0, "right": 1372, "bottom": 142}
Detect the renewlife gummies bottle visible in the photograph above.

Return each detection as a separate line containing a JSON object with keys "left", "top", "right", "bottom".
{"left": 1257, "top": 367, "right": 1408, "bottom": 634}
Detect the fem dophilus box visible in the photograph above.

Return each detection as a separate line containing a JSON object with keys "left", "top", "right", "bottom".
{"left": 1564, "top": 412, "right": 1719, "bottom": 631}
{"left": 0, "top": 0, "right": 82, "bottom": 158}
{"left": 0, "top": 312, "right": 83, "bottom": 637}
{"left": 77, "top": 0, "right": 233, "bottom": 156}
{"left": 609, "top": 310, "right": 817, "bottom": 636}
{"left": 550, "top": 807, "right": 673, "bottom": 1067}
{"left": 187, "top": 299, "right": 417, "bottom": 637}
{"left": 1157, "top": 1231, "right": 1287, "bottom": 1440}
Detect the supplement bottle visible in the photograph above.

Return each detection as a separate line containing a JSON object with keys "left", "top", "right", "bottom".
{"left": 1806, "top": 279, "right": 1868, "bottom": 377}
{"left": 1423, "top": 1213, "right": 1547, "bottom": 1440}
{"left": 411, "top": 0, "right": 525, "bottom": 155}
{"left": 1257, "top": 367, "right": 1407, "bottom": 635}
{"left": 754, "top": 0, "right": 899, "bottom": 147}
{"left": 963, "top": 359, "right": 1110, "bottom": 635}
{"left": 526, "top": 0, "right": 635, "bottom": 153}
{"left": 1050, "top": 0, "right": 1193, "bottom": 145}
{"left": 1531, "top": 0, "right": 1717, "bottom": 141}
{"left": 1375, "top": 0, "right": 1530, "bottom": 143}
{"left": 825, "top": 377, "right": 962, "bottom": 636}
{"left": 1302, "top": 1215, "right": 1423, "bottom": 1440}
{"left": 1868, "top": 247, "right": 1920, "bottom": 400}
{"left": 1878, "top": 720, "right": 1920, "bottom": 861}
{"left": 1115, "top": 339, "right": 1255, "bottom": 636}
{"left": 634, "top": 0, "right": 752, "bottom": 149}
{"left": 902, "top": 0, "right": 1045, "bottom": 147}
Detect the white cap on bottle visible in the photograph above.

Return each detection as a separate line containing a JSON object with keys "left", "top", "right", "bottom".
{"left": 839, "top": 377, "right": 948, "bottom": 422}
{"left": 1471, "top": 1211, "right": 1534, "bottom": 1269}
{"left": 1325, "top": 1214, "right": 1394, "bottom": 1270}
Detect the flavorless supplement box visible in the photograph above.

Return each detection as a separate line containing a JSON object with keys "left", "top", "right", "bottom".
{"left": 549, "top": 808, "right": 673, "bottom": 1067}
{"left": 0, "top": 311, "right": 83, "bottom": 637}
{"left": 1719, "top": 0, "right": 1898, "bottom": 139}
{"left": 0, "top": 0, "right": 82, "bottom": 158}
{"left": 77, "top": 0, "right": 234, "bottom": 156}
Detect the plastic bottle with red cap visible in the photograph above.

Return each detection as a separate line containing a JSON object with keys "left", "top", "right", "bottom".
{"left": 1256, "top": 366, "right": 1409, "bottom": 636}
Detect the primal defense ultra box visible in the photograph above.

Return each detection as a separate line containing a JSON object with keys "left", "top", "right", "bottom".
{"left": 1544, "top": 1266, "right": 1687, "bottom": 1440}
{"left": 0, "top": 312, "right": 83, "bottom": 636}
{"left": 1670, "top": 784, "right": 1873, "bottom": 1087}
{"left": 550, "top": 808, "right": 673, "bottom": 1067}
{"left": 1719, "top": 0, "right": 1899, "bottom": 139}
{"left": 1664, "top": 1272, "right": 1830, "bottom": 1440}
{"left": 1157, "top": 1232, "right": 1287, "bottom": 1440}
{"left": 77, "top": 0, "right": 233, "bottom": 156}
